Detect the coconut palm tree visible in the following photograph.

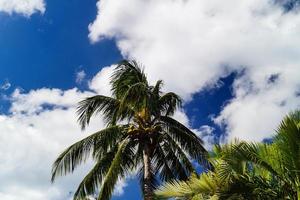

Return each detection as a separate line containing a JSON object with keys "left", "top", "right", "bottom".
{"left": 51, "top": 60, "right": 208, "bottom": 200}
{"left": 156, "top": 110, "right": 300, "bottom": 200}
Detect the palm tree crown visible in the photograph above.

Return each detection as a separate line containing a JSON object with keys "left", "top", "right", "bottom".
{"left": 51, "top": 60, "right": 208, "bottom": 200}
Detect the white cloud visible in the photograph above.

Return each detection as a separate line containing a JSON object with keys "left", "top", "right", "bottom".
{"left": 194, "top": 125, "right": 216, "bottom": 150}
{"left": 89, "top": 0, "right": 300, "bottom": 141}
{"left": 89, "top": 65, "right": 114, "bottom": 96}
{"left": 214, "top": 67, "right": 300, "bottom": 142}
{"left": 0, "top": 0, "right": 45, "bottom": 16}
{"left": 0, "top": 88, "right": 100, "bottom": 200}
{"left": 113, "top": 178, "right": 128, "bottom": 196}
{"left": 0, "top": 79, "right": 130, "bottom": 199}
{"left": 10, "top": 88, "right": 94, "bottom": 114}
{"left": 76, "top": 70, "right": 86, "bottom": 84}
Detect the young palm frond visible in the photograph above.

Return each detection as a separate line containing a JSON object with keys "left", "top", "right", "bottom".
{"left": 156, "top": 173, "right": 217, "bottom": 200}
{"left": 111, "top": 60, "right": 148, "bottom": 100}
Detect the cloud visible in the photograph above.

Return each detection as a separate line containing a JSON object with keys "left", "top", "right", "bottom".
{"left": 0, "top": 80, "right": 11, "bottom": 90}
{"left": 113, "top": 178, "right": 128, "bottom": 196}
{"left": 194, "top": 125, "right": 216, "bottom": 150}
{"left": 89, "top": 65, "right": 114, "bottom": 96}
{"left": 0, "top": 0, "right": 45, "bottom": 16}
{"left": 0, "top": 88, "right": 100, "bottom": 200}
{"left": 75, "top": 70, "right": 86, "bottom": 84}
{"left": 10, "top": 88, "right": 94, "bottom": 114}
{"left": 0, "top": 77, "right": 130, "bottom": 199}
{"left": 89, "top": 0, "right": 300, "bottom": 141}
{"left": 214, "top": 68, "right": 300, "bottom": 142}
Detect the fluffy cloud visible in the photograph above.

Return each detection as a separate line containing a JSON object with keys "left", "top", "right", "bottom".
{"left": 0, "top": 88, "right": 97, "bottom": 200}
{"left": 89, "top": 65, "right": 114, "bottom": 96}
{"left": 89, "top": 0, "right": 300, "bottom": 141}
{"left": 214, "top": 67, "right": 300, "bottom": 141}
{"left": 194, "top": 125, "right": 216, "bottom": 150}
{"left": 0, "top": 0, "right": 45, "bottom": 16}
{"left": 0, "top": 85, "right": 129, "bottom": 199}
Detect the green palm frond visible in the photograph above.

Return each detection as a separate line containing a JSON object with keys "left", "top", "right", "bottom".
{"left": 274, "top": 110, "right": 300, "bottom": 185}
{"left": 118, "top": 82, "right": 149, "bottom": 113}
{"left": 152, "top": 80, "right": 163, "bottom": 97}
{"left": 77, "top": 95, "right": 120, "bottom": 129}
{"left": 73, "top": 146, "right": 119, "bottom": 199}
{"left": 164, "top": 133, "right": 195, "bottom": 174}
{"left": 161, "top": 116, "right": 208, "bottom": 165}
{"left": 159, "top": 92, "right": 182, "bottom": 116}
{"left": 156, "top": 178, "right": 194, "bottom": 199}
{"left": 222, "top": 142, "right": 279, "bottom": 177}
{"left": 51, "top": 126, "right": 124, "bottom": 182}
{"left": 97, "top": 138, "right": 131, "bottom": 200}
{"left": 156, "top": 173, "right": 217, "bottom": 199}
{"left": 152, "top": 145, "right": 176, "bottom": 182}
{"left": 111, "top": 60, "right": 148, "bottom": 99}
{"left": 77, "top": 95, "right": 136, "bottom": 129}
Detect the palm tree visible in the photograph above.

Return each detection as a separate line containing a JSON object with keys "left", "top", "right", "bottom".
{"left": 156, "top": 143, "right": 286, "bottom": 200}
{"left": 156, "top": 110, "right": 300, "bottom": 199}
{"left": 51, "top": 60, "right": 208, "bottom": 200}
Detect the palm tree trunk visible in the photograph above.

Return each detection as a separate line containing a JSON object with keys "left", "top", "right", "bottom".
{"left": 143, "top": 144, "right": 153, "bottom": 200}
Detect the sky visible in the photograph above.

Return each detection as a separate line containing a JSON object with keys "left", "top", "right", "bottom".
{"left": 0, "top": 0, "right": 299, "bottom": 199}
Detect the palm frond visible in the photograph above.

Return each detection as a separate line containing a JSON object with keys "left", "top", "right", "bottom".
{"left": 159, "top": 92, "right": 182, "bottom": 116}
{"left": 97, "top": 138, "right": 132, "bottom": 200}
{"left": 161, "top": 116, "right": 208, "bottom": 165}
{"left": 111, "top": 60, "right": 148, "bottom": 99}
{"left": 156, "top": 173, "right": 217, "bottom": 199}
{"left": 51, "top": 126, "right": 124, "bottom": 182}
{"left": 156, "top": 179, "right": 193, "bottom": 198}
{"left": 118, "top": 82, "right": 149, "bottom": 113}
{"left": 73, "top": 146, "right": 119, "bottom": 199}
{"left": 152, "top": 80, "right": 163, "bottom": 97}
{"left": 274, "top": 111, "right": 300, "bottom": 184}
{"left": 152, "top": 144, "right": 176, "bottom": 182}
{"left": 221, "top": 142, "right": 279, "bottom": 179}
{"left": 77, "top": 95, "right": 120, "bottom": 129}
{"left": 153, "top": 133, "right": 196, "bottom": 181}
{"left": 164, "top": 133, "right": 195, "bottom": 174}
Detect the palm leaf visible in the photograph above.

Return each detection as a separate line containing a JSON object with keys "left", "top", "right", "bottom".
{"left": 111, "top": 60, "right": 147, "bottom": 99}
{"left": 73, "top": 146, "right": 119, "bottom": 199}
{"left": 77, "top": 95, "right": 121, "bottom": 129}
{"left": 97, "top": 138, "right": 132, "bottom": 200}
{"left": 159, "top": 92, "right": 182, "bottom": 116}
{"left": 161, "top": 116, "right": 208, "bottom": 165}
{"left": 51, "top": 126, "right": 124, "bottom": 182}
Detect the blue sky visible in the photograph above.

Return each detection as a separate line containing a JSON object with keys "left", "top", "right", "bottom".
{"left": 0, "top": 0, "right": 299, "bottom": 199}
{"left": 0, "top": 0, "right": 120, "bottom": 91}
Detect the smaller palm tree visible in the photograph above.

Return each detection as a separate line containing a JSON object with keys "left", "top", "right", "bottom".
{"left": 156, "top": 143, "right": 285, "bottom": 200}
{"left": 156, "top": 110, "right": 300, "bottom": 200}
{"left": 51, "top": 60, "right": 209, "bottom": 200}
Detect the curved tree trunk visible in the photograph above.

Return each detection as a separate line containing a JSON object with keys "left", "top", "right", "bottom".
{"left": 143, "top": 144, "right": 154, "bottom": 200}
